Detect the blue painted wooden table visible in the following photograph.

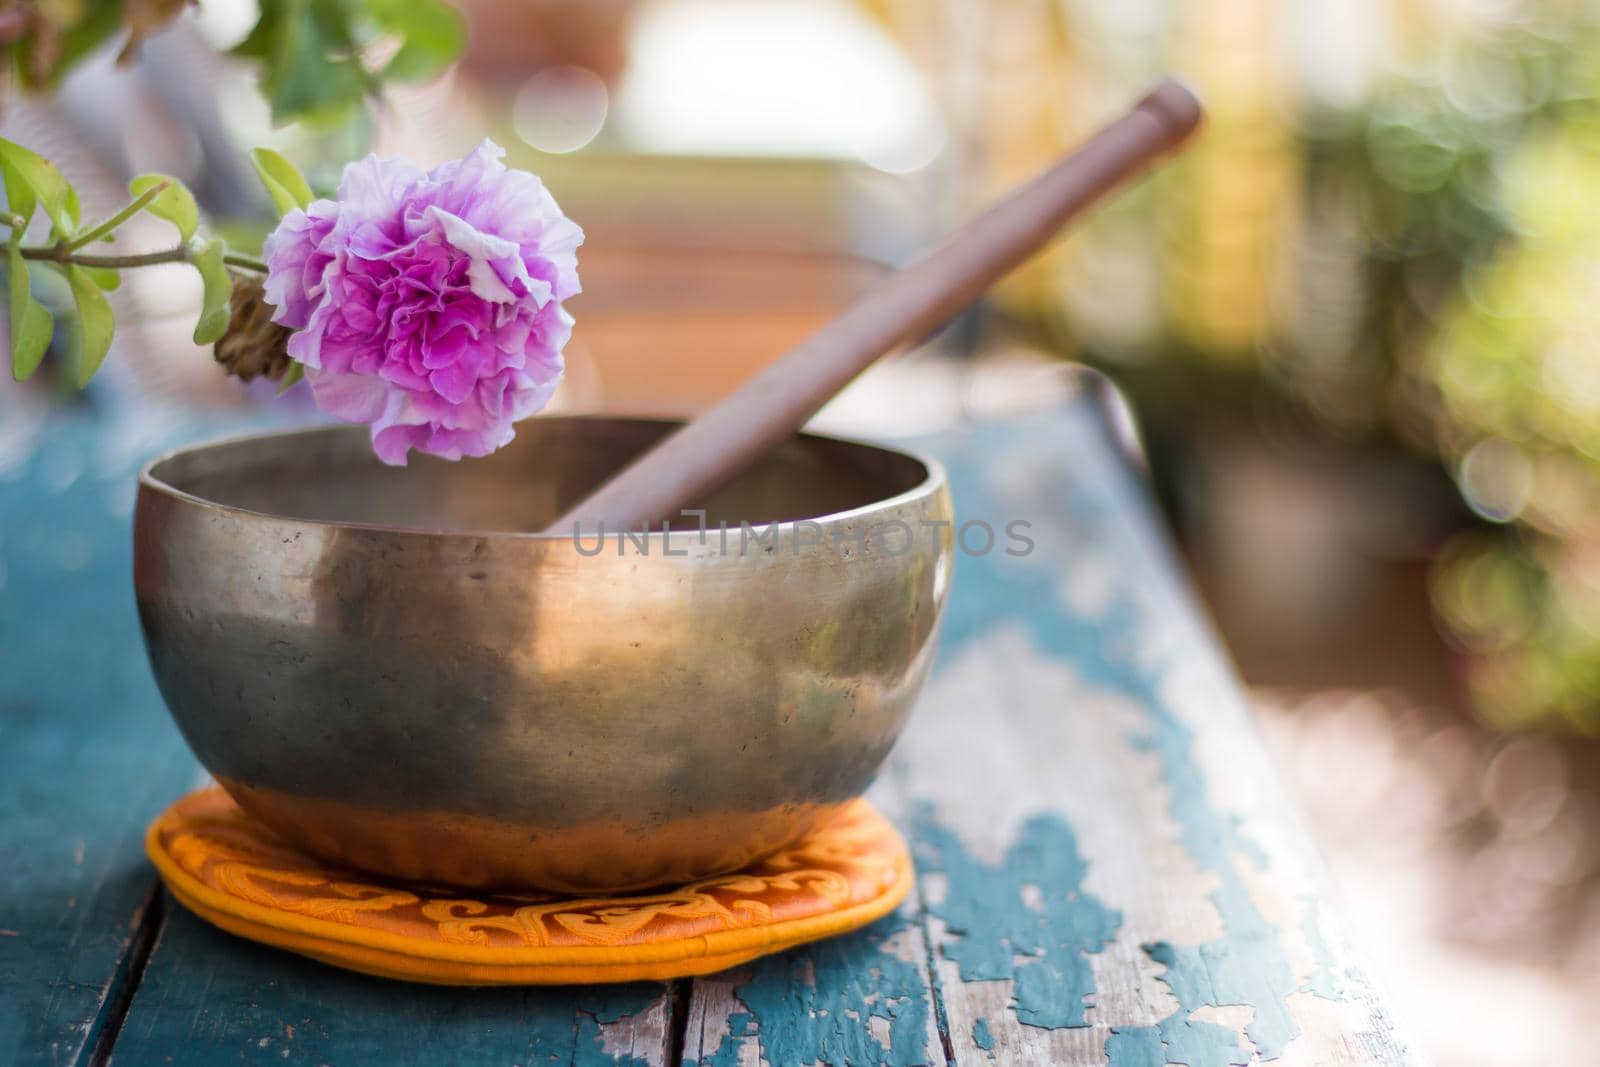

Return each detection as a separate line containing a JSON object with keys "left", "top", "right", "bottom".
{"left": 0, "top": 374, "right": 1419, "bottom": 1066}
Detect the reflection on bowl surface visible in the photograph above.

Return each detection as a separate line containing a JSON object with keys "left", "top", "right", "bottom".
{"left": 135, "top": 417, "right": 952, "bottom": 893}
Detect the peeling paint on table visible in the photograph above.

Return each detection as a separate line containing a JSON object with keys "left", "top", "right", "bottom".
{"left": 893, "top": 401, "right": 1417, "bottom": 1066}
{"left": 971, "top": 1017, "right": 995, "bottom": 1055}
{"left": 914, "top": 811, "right": 1119, "bottom": 1029}
{"left": 684, "top": 909, "right": 942, "bottom": 1066}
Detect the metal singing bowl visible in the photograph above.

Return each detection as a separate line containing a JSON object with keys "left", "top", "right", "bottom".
{"left": 134, "top": 416, "right": 952, "bottom": 893}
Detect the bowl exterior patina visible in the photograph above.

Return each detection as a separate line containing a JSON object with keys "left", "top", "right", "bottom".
{"left": 134, "top": 417, "right": 952, "bottom": 893}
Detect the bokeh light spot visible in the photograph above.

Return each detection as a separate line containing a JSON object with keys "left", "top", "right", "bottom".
{"left": 513, "top": 66, "right": 609, "bottom": 155}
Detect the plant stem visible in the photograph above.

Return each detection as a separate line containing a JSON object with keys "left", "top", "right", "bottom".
{"left": 16, "top": 244, "right": 268, "bottom": 273}
{"left": 61, "top": 182, "right": 169, "bottom": 252}
{"left": 19, "top": 244, "right": 190, "bottom": 268}
{"left": 223, "top": 251, "right": 268, "bottom": 273}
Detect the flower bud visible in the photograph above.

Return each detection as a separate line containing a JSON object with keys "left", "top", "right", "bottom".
{"left": 213, "top": 272, "right": 292, "bottom": 382}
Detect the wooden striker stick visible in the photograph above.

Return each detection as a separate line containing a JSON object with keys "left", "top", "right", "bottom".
{"left": 553, "top": 79, "right": 1203, "bottom": 532}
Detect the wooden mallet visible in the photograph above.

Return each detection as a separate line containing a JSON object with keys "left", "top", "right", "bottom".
{"left": 553, "top": 79, "right": 1203, "bottom": 533}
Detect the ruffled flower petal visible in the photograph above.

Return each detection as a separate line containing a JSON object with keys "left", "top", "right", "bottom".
{"left": 262, "top": 142, "right": 583, "bottom": 466}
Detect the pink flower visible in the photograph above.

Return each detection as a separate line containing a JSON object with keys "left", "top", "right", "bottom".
{"left": 262, "top": 140, "right": 582, "bottom": 465}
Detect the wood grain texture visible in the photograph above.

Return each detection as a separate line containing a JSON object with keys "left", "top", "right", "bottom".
{"left": 108, "top": 908, "right": 674, "bottom": 1066}
{"left": 893, "top": 392, "right": 1420, "bottom": 1066}
{"left": 0, "top": 410, "right": 206, "bottom": 1067}
{"left": 679, "top": 779, "right": 944, "bottom": 1067}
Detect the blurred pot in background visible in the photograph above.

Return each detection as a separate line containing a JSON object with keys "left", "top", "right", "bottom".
{"left": 518, "top": 151, "right": 904, "bottom": 415}
{"left": 453, "top": 0, "right": 643, "bottom": 90}
{"left": 474, "top": 1, "right": 942, "bottom": 415}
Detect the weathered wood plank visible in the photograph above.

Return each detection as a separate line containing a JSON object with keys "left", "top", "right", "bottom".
{"left": 8, "top": 381, "right": 1419, "bottom": 1065}
{"left": 680, "top": 778, "right": 945, "bottom": 1067}
{"left": 889, "top": 390, "right": 1419, "bottom": 1066}
{"left": 0, "top": 410, "right": 206, "bottom": 1067}
{"left": 680, "top": 380, "right": 1418, "bottom": 1066}
{"left": 679, "top": 908, "right": 944, "bottom": 1066}
{"left": 108, "top": 907, "right": 675, "bottom": 1066}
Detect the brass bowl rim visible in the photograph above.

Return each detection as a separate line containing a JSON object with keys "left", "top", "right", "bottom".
{"left": 138, "top": 415, "right": 948, "bottom": 541}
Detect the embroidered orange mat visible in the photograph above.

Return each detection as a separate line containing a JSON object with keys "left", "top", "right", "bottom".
{"left": 147, "top": 788, "right": 912, "bottom": 985}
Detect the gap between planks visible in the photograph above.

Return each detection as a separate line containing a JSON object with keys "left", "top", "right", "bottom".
{"left": 81, "top": 881, "right": 167, "bottom": 1067}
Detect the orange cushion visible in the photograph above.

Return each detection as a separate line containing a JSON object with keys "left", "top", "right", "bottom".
{"left": 147, "top": 787, "right": 911, "bottom": 985}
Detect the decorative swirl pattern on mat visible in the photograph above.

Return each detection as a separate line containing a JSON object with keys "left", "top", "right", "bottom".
{"left": 147, "top": 787, "right": 911, "bottom": 984}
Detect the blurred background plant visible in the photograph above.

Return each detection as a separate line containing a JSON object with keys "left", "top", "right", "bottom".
{"left": 1418, "top": 23, "right": 1600, "bottom": 734}
{"left": 908, "top": 0, "right": 1600, "bottom": 741}
{"left": 2, "top": 0, "right": 464, "bottom": 126}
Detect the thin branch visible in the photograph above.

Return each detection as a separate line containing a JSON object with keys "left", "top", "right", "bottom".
{"left": 18, "top": 244, "right": 191, "bottom": 268}
{"left": 15, "top": 244, "right": 268, "bottom": 273}
{"left": 62, "top": 181, "right": 170, "bottom": 252}
{"left": 223, "top": 250, "right": 268, "bottom": 273}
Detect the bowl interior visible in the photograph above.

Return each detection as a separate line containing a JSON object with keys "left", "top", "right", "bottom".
{"left": 145, "top": 416, "right": 932, "bottom": 533}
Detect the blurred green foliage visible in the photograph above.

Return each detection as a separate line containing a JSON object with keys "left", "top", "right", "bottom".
{"left": 1238, "top": 14, "right": 1600, "bottom": 733}
{"left": 233, "top": 0, "right": 465, "bottom": 127}
{"left": 1418, "top": 19, "right": 1600, "bottom": 734}
{"left": 2, "top": 0, "right": 464, "bottom": 128}
{"left": 1001, "top": 8, "right": 1600, "bottom": 733}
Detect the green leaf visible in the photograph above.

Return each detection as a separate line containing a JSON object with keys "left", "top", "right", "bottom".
{"left": 0, "top": 139, "right": 75, "bottom": 235}
{"left": 8, "top": 244, "right": 53, "bottom": 381}
{"left": 264, "top": 0, "right": 370, "bottom": 127}
{"left": 230, "top": 6, "right": 276, "bottom": 60}
{"left": 370, "top": 0, "right": 466, "bottom": 83}
{"left": 82, "top": 266, "right": 121, "bottom": 291}
{"left": 1, "top": 158, "right": 37, "bottom": 226}
{"left": 191, "top": 239, "right": 232, "bottom": 346}
{"left": 250, "top": 148, "right": 315, "bottom": 216}
{"left": 64, "top": 265, "right": 114, "bottom": 387}
{"left": 232, "top": 0, "right": 463, "bottom": 127}
{"left": 130, "top": 174, "right": 199, "bottom": 242}
{"left": 277, "top": 361, "right": 305, "bottom": 394}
